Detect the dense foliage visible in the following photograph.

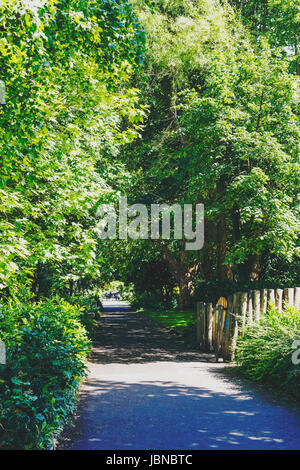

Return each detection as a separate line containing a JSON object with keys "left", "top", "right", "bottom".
{"left": 0, "top": 0, "right": 299, "bottom": 447}
{"left": 0, "top": 299, "right": 90, "bottom": 449}
{"left": 0, "top": 0, "right": 145, "bottom": 299}
{"left": 1, "top": 1, "right": 298, "bottom": 306}
{"left": 104, "top": 0, "right": 299, "bottom": 308}
{"left": 236, "top": 305, "right": 300, "bottom": 399}
{"left": 0, "top": 0, "right": 145, "bottom": 449}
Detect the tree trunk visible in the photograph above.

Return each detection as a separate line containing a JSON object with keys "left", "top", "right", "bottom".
{"left": 217, "top": 213, "right": 229, "bottom": 281}
{"left": 199, "top": 219, "right": 215, "bottom": 281}
{"left": 160, "top": 243, "right": 195, "bottom": 309}
{"left": 246, "top": 253, "right": 261, "bottom": 281}
{"left": 178, "top": 272, "right": 191, "bottom": 309}
{"left": 201, "top": 242, "right": 214, "bottom": 281}
{"left": 231, "top": 205, "right": 246, "bottom": 282}
{"left": 31, "top": 262, "right": 42, "bottom": 301}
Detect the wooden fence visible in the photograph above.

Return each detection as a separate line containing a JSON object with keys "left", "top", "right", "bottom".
{"left": 196, "top": 287, "right": 300, "bottom": 362}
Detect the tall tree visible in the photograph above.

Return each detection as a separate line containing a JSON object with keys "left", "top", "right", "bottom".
{"left": 113, "top": 0, "right": 299, "bottom": 305}
{"left": 0, "top": 0, "right": 145, "bottom": 298}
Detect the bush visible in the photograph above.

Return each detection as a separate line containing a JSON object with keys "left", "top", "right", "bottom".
{"left": 131, "top": 291, "right": 163, "bottom": 310}
{"left": 131, "top": 290, "right": 178, "bottom": 311}
{"left": 64, "top": 294, "right": 103, "bottom": 334}
{"left": 0, "top": 299, "right": 90, "bottom": 449}
{"left": 236, "top": 304, "right": 300, "bottom": 399}
{"left": 192, "top": 279, "right": 300, "bottom": 304}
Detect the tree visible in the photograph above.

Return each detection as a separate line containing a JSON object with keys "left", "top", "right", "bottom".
{"left": 0, "top": 0, "right": 145, "bottom": 298}
{"left": 230, "top": 0, "right": 299, "bottom": 74}
{"left": 179, "top": 41, "right": 299, "bottom": 282}
{"left": 112, "top": 0, "right": 299, "bottom": 305}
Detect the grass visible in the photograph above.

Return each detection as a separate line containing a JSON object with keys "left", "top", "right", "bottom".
{"left": 141, "top": 308, "right": 196, "bottom": 331}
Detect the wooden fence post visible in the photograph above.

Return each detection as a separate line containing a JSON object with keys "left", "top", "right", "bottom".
{"left": 211, "top": 305, "right": 215, "bottom": 348}
{"left": 196, "top": 285, "right": 299, "bottom": 358}
{"left": 201, "top": 303, "right": 207, "bottom": 351}
{"left": 283, "top": 288, "right": 294, "bottom": 307}
{"left": 206, "top": 303, "right": 214, "bottom": 352}
{"left": 275, "top": 289, "right": 283, "bottom": 313}
{"left": 196, "top": 302, "right": 202, "bottom": 344}
{"left": 215, "top": 306, "right": 225, "bottom": 362}
{"left": 267, "top": 289, "right": 275, "bottom": 306}
{"left": 247, "top": 291, "right": 253, "bottom": 324}
{"left": 295, "top": 287, "right": 300, "bottom": 309}
{"left": 253, "top": 290, "right": 260, "bottom": 321}
{"left": 198, "top": 302, "right": 203, "bottom": 350}
{"left": 260, "top": 289, "right": 268, "bottom": 316}
{"left": 229, "top": 292, "right": 240, "bottom": 360}
{"left": 223, "top": 295, "right": 233, "bottom": 361}
{"left": 240, "top": 292, "right": 247, "bottom": 329}
{"left": 214, "top": 304, "right": 219, "bottom": 352}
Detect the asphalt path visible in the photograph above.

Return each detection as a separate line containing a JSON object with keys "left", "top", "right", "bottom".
{"left": 58, "top": 301, "right": 300, "bottom": 450}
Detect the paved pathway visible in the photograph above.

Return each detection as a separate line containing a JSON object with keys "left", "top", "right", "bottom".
{"left": 58, "top": 302, "right": 300, "bottom": 450}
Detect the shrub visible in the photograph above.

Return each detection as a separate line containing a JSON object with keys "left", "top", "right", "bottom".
{"left": 131, "top": 291, "right": 163, "bottom": 310}
{"left": 131, "top": 290, "right": 179, "bottom": 311}
{"left": 64, "top": 294, "right": 103, "bottom": 334}
{"left": 236, "top": 304, "right": 300, "bottom": 399}
{"left": 192, "top": 278, "right": 300, "bottom": 304}
{"left": 0, "top": 299, "right": 90, "bottom": 449}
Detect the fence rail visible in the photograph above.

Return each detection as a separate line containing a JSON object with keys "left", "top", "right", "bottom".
{"left": 196, "top": 287, "right": 300, "bottom": 362}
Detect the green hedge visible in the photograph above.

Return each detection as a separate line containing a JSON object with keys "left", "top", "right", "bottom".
{"left": 131, "top": 290, "right": 179, "bottom": 311}
{"left": 63, "top": 293, "right": 103, "bottom": 334}
{"left": 0, "top": 299, "right": 90, "bottom": 449}
{"left": 236, "top": 304, "right": 300, "bottom": 399}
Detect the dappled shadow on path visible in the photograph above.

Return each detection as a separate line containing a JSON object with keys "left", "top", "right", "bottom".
{"left": 59, "top": 307, "right": 300, "bottom": 450}
{"left": 91, "top": 308, "right": 213, "bottom": 364}
{"left": 57, "top": 305, "right": 300, "bottom": 450}
{"left": 67, "top": 377, "right": 300, "bottom": 450}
